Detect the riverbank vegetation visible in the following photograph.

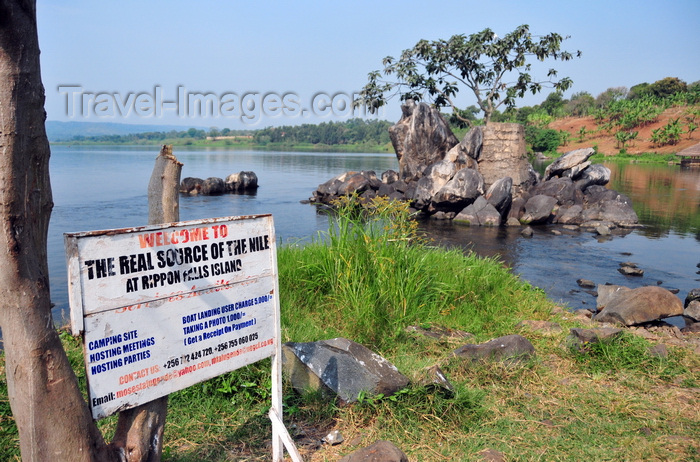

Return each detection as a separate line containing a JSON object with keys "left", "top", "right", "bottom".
{"left": 1, "top": 197, "right": 698, "bottom": 461}
{"left": 53, "top": 78, "right": 699, "bottom": 160}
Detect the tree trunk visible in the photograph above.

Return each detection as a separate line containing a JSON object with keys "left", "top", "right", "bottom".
{"left": 110, "top": 145, "right": 182, "bottom": 461}
{"left": 0, "top": 1, "right": 116, "bottom": 460}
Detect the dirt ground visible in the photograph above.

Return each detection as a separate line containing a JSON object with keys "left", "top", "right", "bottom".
{"left": 549, "top": 106, "right": 698, "bottom": 156}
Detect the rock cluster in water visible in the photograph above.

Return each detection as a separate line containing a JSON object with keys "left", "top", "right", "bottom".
{"left": 180, "top": 171, "right": 258, "bottom": 195}
{"left": 309, "top": 100, "right": 639, "bottom": 229}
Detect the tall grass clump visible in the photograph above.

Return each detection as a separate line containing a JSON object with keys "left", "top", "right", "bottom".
{"left": 278, "top": 195, "right": 554, "bottom": 350}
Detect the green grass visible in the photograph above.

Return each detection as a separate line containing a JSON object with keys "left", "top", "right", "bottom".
{"left": 1, "top": 197, "right": 698, "bottom": 461}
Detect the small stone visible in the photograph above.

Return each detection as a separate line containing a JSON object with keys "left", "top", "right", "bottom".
{"left": 551, "top": 229, "right": 562, "bottom": 235}
{"left": 618, "top": 266, "right": 644, "bottom": 276}
{"left": 595, "top": 225, "right": 611, "bottom": 236}
{"left": 521, "top": 227, "right": 534, "bottom": 238}
{"left": 323, "top": 430, "right": 344, "bottom": 445}
{"left": 478, "top": 448, "right": 506, "bottom": 462}
{"left": 684, "top": 300, "right": 700, "bottom": 321}
{"left": 577, "top": 279, "right": 596, "bottom": 288}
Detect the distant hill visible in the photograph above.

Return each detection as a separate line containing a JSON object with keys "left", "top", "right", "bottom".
{"left": 45, "top": 121, "right": 207, "bottom": 142}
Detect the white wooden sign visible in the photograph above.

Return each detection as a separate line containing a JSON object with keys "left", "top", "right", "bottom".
{"left": 65, "top": 215, "right": 279, "bottom": 420}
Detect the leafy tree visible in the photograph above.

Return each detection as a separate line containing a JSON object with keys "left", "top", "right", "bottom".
{"left": 565, "top": 91, "right": 595, "bottom": 116}
{"left": 628, "top": 82, "right": 652, "bottom": 100}
{"left": 357, "top": 24, "right": 581, "bottom": 126}
{"left": 540, "top": 91, "right": 566, "bottom": 117}
{"left": 648, "top": 77, "right": 687, "bottom": 98}
{"left": 595, "top": 87, "right": 627, "bottom": 107}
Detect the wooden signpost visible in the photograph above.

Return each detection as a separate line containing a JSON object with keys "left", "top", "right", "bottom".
{"left": 65, "top": 214, "right": 301, "bottom": 461}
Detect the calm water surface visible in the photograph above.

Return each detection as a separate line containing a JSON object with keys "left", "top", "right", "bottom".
{"left": 48, "top": 146, "right": 700, "bottom": 325}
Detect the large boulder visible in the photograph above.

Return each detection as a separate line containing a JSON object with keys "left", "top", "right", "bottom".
{"left": 282, "top": 338, "right": 409, "bottom": 403}
{"left": 485, "top": 176, "right": 513, "bottom": 216}
{"left": 225, "top": 171, "right": 258, "bottom": 191}
{"left": 444, "top": 125, "right": 483, "bottom": 168}
{"left": 575, "top": 164, "right": 611, "bottom": 191}
{"left": 544, "top": 147, "right": 595, "bottom": 180}
{"left": 389, "top": 100, "right": 459, "bottom": 182}
{"left": 594, "top": 286, "right": 684, "bottom": 325}
{"left": 581, "top": 197, "right": 639, "bottom": 227}
{"left": 180, "top": 177, "right": 204, "bottom": 195}
{"left": 411, "top": 160, "right": 457, "bottom": 210}
{"left": 529, "top": 176, "right": 580, "bottom": 207}
{"left": 201, "top": 177, "right": 225, "bottom": 195}
{"left": 520, "top": 195, "right": 558, "bottom": 225}
{"left": 453, "top": 196, "right": 500, "bottom": 226}
{"left": 430, "top": 167, "right": 484, "bottom": 212}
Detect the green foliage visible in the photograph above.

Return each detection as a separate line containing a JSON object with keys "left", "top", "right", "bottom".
{"left": 357, "top": 24, "right": 580, "bottom": 126}
{"left": 614, "top": 130, "right": 638, "bottom": 150}
{"left": 595, "top": 86, "right": 628, "bottom": 108}
{"left": 278, "top": 195, "right": 551, "bottom": 349}
{"left": 648, "top": 77, "right": 688, "bottom": 98}
{"left": 651, "top": 118, "right": 684, "bottom": 146}
{"left": 569, "top": 332, "right": 688, "bottom": 381}
{"left": 252, "top": 118, "right": 392, "bottom": 146}
{"left": 526, "top": 126, "right": 561, "bottom": 153}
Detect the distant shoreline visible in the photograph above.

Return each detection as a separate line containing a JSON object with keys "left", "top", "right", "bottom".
{"left": 50, "top": 140, "right": 394, "bottom": 154}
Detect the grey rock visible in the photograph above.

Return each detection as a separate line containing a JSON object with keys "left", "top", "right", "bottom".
{"left": 575, "top": 164, "right": 611, "bottom": 191}
{"left": 530, "top": 177, "right": 577, "bottom": 206}
{"left": 685, "top": 288, "right": 700, "bottom": 307}
{"left": 555, "top": 204, "right": 584, "bottom": 225}
{"left": 577, "top": 279, "right": 596, "bottom": 288}
{"left": 594, "top": 286, "right": 684, "bottom": 326}
{"left": 417, "top": 365, "right": 455, "bottom": 395}
{"left": 453, "top": 334, "right": 536, "bottom": 365}
{"left": 389, "top": 100, "right": 459, "bottom": 182}
{"left": 476, "top": 202, "right": 502, "bottom": 226}
{"left": 282, "top": 338, "right": 409, "bottom": 403}
{"left": 323, "top": 430, "right": 344, "bottom": 445}
{"left": 453, "top": 196, "right": 488, "bottom": 225}
{"left": 411, "top": 160, "right": 457, "bottom": 210}
{"left": 566, "top": 327, "right": 622, "bottom": 349}
{"left": 618, "top": 265, "right": 644, "bottom": 276}
{"left": 381, "top": 169, "right": 399, "bottom": 184}
{"left": 684, "top": 300, "right": 700, "bottom": 322}
{"left": 582, "top": 198, "right": 639, "bottom": 227}
{"left": 485, "top": 176, "right": 513, "bottom": 215}
{"left": 180, "top": 177, "right": 204, "bottom": 195}
{"left": 521, "top": 195, "right": 558, "bottom": 225}
{"left": 544, "top": 148, "right": 595, "bottom": 180}
{"left": 201, "top": 177, "right": 225, "bottom": 195}
{"left": 225, "top": 171, "right": 258, "bottom": 191}
{"left": 339, "top": 440, "right": 408, "bottom": 462}
{"left": 596, "top": 225, "right": 611, "bottom": 236}
{"left": 337, "top": 172, "right": 371, "bottom": 196}
{"left": 431, "top": 167, "right": 484, "bottom": 212}
{"left": 521, "top": 226, "right": 534, "bottom": 237}
{"left": 596, "top": 284, "right": 631, "bottom": 312}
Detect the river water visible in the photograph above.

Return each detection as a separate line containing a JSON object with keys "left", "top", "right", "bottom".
{"left": 48, "top": 146, "right": 700, "bottom": 326}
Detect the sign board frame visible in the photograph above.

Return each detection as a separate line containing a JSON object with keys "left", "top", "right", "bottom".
{"left": 65, "top": 214, "right": 300, "bottom": 461}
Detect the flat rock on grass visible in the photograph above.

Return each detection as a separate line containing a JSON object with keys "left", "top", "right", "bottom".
{"left": 339, "top": 440, "right": 408, "bottom": 462}
{"left": 453, "top": 334, "right": 535, "bottom": 365}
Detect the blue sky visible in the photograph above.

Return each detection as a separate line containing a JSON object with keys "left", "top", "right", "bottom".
{"left": 37, "top": 0, "right": 700, "bottom": 129}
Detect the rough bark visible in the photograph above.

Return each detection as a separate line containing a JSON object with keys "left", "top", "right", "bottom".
{"left": 0, "top": 1, "right": 115, "bottom": 460}
{"left": 111, "top": 145, "right": 182, "bottom": 460}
